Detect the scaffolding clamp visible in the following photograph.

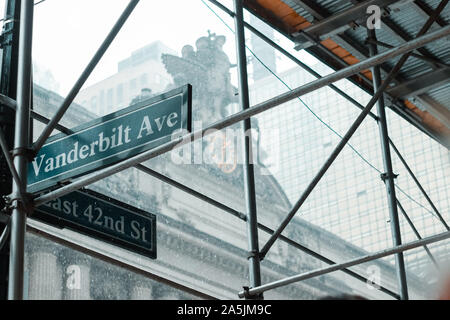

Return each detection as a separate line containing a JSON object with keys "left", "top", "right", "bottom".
{"left": 246, "top": 249, "right": 259, "bottom": 260}
{"left": 241, "top": 286, "right": 263, "bottom": 299}
{"left": 11, "top": 146, "right": 36, "bottom": 161}
{"left": 380, "top": 172, "right": 399, "bottom": 182}
{"left": 241, "top": 286, "right": 252, "bottom": 299}
{"left": 3, "top": 192, "right": 34, "bottom": 214}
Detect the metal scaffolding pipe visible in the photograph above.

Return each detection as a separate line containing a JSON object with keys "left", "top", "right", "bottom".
{"left": 389, "top": 138, "right": 449, "bottom": 231}
{"left": 135, "top": 164, "right": 247, "bottom": 221}
{"left": 0, "top": 93, "right": 75, "bottom": 135}
{"left": 32, "top": 0, "right": 140, "bottom": 153}
{"left": 396, "top": 200, "right": 439, "bottom": 268}
{"left": 238, "top": 230, "right": 450, "bottom": 298}
{"left": 33, "top": 25, "right": 450, "bottom": 207}
{"left": 0, "top": 94, "right": 17, "bottom": 109}
{"left": 233, "top": 0, "right": 262, "bottom": 299}
{"left": 368, "top": 27, "right": 408, "bottom": 300}
{"left": 7, "top": 0, "right": 33, "bottom": 300}
{"left": 365, "top": 38, "right": 450, "bottom": 68}
{"left": 0, "top": 222, "right": 10, "bottom": 252}
{"left": 0, "top": 128, "right": 22, "bottom": 188}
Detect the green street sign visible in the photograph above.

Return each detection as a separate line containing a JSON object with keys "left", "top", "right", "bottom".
{"left": 28, "top": 85, "right": 191, "bottom": 193}
{"left": 34, "top": 189, "right": 157, "bottom": 259}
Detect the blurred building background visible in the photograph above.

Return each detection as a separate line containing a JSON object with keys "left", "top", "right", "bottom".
{"left": 10, "top": 0, "right": 446, "bottom": 299}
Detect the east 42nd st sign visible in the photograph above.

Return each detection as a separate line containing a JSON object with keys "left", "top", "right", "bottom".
{"left": 28, "top": 85, "right": 191, "bottom": 193}
{"left": 34, "top": 189, "right": 157, "bottom": 259}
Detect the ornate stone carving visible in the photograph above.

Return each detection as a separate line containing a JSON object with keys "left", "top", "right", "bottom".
{"left": 162, "top": 31, "right": 237, "bottom": 124}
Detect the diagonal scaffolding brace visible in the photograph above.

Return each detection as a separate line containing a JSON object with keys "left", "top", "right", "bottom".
{"left": 0, "top": 128, "right": 22, "bottom": 189}
{"left": 258, "top": 4, "right": 449, "bottom": 262}
{"left": 389, "top": 138, "right": 450, "bottom": 231}
{"left": 0, "top": 221, "right": 11, "bottom": 252}
{"left": 396, "top": 199, "right": 439, "bottom": 269}
{"left": 31, "top": 0, "right": 140, "bottom": 154}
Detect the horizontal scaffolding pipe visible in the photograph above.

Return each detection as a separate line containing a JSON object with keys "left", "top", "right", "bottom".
{"left": 255, "top": 223, "right": 399, "bottom": 299}
{"left": 33, "top": 25, "right": 450, "bottom": 207}
{"left": 32, "top": 0, "right": 140, "bottom": 153}
{"left": 365, "top": 38, "right": 450, "bottom": 68}
{"left": 238, "top": 230, "right": 450, "bottom": 298}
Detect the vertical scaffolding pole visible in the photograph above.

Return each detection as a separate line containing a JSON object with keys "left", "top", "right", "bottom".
{"left": 367, "top": 29, "right": 408, "bottom": 300}
{"left": 0, "top": 0, "right": 21, "bottom": 300}
{"left": 233, "top": 0, "right": 262, "bottom": 299}
{"left": 7, "top": 0, "right": 33, "bottom": 300}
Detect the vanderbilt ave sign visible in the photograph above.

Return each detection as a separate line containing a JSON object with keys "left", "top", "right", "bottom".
{"left": 28, "top": 85, "right": 191, "bottom": 193}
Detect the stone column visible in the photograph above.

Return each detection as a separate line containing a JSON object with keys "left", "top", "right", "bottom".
{"left": 26, "top": 237, "right": 63, "bottom": 299}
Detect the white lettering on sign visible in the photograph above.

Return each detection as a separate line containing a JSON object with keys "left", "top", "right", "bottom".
{"left": 131, "top": 220, "right": 149, "bottom": 243}
{"left": 31, "top": 109, "right": 180, "bottom": 178}
{"left": 31, "top": 124, "right": 133, "bottom": 177}
{"left": 42, "top": 196, "right": 151, "bottom": 245}
{"left": 136, "top": 112, "right": 179, "bottom": 139}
